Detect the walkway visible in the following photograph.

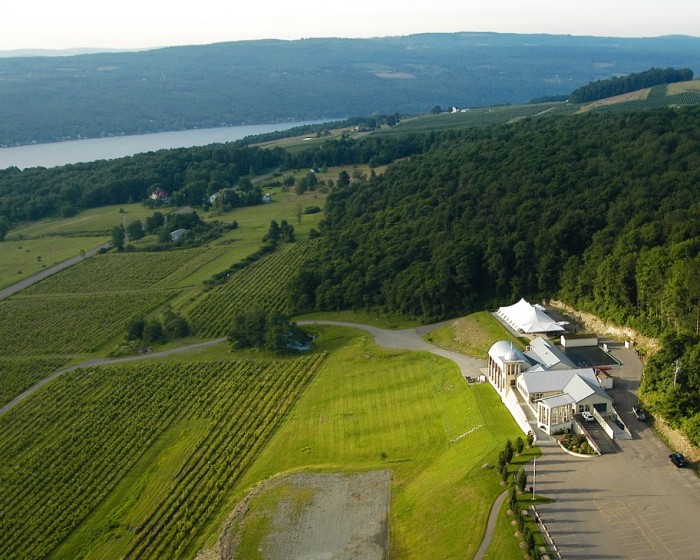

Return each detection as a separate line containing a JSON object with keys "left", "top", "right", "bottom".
{"left": 473, "top": 490, "right": 508, "bottom": 560}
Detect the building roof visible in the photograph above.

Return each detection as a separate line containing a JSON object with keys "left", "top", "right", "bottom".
{"left": 520, "top": 368, "right": 597, "bottom": 394}
{"left": 564, "top": 374, "right": 612, "bottom": 402}
{"left": 538, "top": 393, "right": 576, "bottom": 409}
{"left": 488, "top": 341, "right": 530, "bottom": 367}
{"left": 496, "top": 298, "right": 565, "bottom": 334}
{"left": 525, "top": 337, "right": 576, "bottom": 370}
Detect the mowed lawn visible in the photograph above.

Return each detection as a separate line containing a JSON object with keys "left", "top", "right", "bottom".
{"left": 227, "top": 326, "right": 523, "bottom": 559}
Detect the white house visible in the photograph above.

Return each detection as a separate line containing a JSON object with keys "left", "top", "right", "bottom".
{"left": 487, "top": 336, "right": 613, "bottom": 435}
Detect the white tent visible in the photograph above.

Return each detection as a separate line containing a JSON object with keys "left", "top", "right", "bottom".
{"left": 496, "top": 298, "right": 565, "bottom": 334}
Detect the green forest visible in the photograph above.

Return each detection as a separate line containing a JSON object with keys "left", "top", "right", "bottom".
{"left": 288, "top": 107, "right": 700, "bottom": 444}
{"left": 569, "top": 67, "right": 694, "bottom": 103}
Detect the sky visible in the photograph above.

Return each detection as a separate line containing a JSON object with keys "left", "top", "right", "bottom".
{"left": 2, "top": 0, "right": 699, "bottom": 52}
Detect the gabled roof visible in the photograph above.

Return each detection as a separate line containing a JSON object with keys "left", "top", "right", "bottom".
{"left": 497, "top": 298, "right": 565, "bottom": 334}
{"left": 520, "top": 368, "right": 597, "bottom": 394}
{"left": 538, "top": 393, "right": 576, "bottom": 409}
{"left": 564, "top": 374, "right": 612, "bottom": 403}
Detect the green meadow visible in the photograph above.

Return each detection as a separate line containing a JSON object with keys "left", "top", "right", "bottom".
{"left": 223, "top": 325, "right": 524, "bottom": 559}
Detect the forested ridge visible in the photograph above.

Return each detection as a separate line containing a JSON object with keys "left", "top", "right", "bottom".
{"left": 569, "top": 67, "right": 694, "bottom": 103}
{"left": 290, "top": 106, "right": 700, "bottom": 444}
{"left": 1, "top": 33, "right": 699, "bottom": 146}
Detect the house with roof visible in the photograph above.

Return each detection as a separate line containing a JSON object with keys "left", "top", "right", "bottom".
{"left": 149, "top": 187, "right": 170, "bottom": 203}
{"left": 487, "top": 336, "right": 613, "bottom": 435}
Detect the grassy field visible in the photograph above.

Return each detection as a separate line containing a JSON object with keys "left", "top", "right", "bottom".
{"left": 7, "top": 203, "right": 155, "bottom": 239}
{"left": 210, "top": 325, "right": 524, "bottom": 559}
{"left": 425, "top": 311, "right": 526, "bottom": 359}
{"left": 0, "top": 236, "right": 107, "bottom": 289}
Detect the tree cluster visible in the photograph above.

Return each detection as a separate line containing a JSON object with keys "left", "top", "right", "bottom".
{"left": 126, "top": 308, "right": 190, "bottom": 344}
{"left": 0, "top": 144, "right": 281, "bottom": 226}
{"left": 569, "top": 67, "right": 693, "bottom": 103}
{"left": 110, "top": 210, "right": 236, "bottom": 251}
{"left": 228, "top": 309, "right": 309, "bottom": 352}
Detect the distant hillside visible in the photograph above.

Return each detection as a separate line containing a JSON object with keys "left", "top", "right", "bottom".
{"left": 569, "top": 67, "right": 694, "bottom": 103}
{"left": 374, "top": 79, "right": 700, "bottom": 134}
{"left": 1, "top": 32, "right": 699, "bottom": 146}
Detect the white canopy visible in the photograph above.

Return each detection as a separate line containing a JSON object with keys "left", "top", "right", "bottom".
{"left": 497, "top": 298, "right": 565, "bottom": 334}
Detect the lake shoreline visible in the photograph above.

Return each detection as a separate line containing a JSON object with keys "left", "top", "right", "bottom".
{"left": 0, "top": 120, "right": 327, "bottom": 170}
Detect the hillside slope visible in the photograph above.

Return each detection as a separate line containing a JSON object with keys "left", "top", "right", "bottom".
{"left": 1, "top": 33, "right": 699, "bottom": 146}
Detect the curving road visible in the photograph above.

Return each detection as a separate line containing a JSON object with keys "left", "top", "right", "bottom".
{"left": 298, "top": 320, "right": 485, "bottom": 378}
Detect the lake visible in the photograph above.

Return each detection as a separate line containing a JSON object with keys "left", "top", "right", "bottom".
{"left": 0, "top": 121, "right": 323, "bottom": 170}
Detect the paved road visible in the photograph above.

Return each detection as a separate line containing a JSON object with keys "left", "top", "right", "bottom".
{"left": 0, "top": 338, "right": 227, "bottom": 416}
{"left": 533, "top": 343, "right": 700, "bottom": 560}
{"left": 0, "top": 242, "right": 111, "bottom": 301}
{"left": 298, "top": 320, "right": 486, "bottom": 379}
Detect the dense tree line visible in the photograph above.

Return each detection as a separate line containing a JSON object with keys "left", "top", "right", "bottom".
{"left": 0, "top": 144, "right": 282, "bottom": 225}
{"left": 289, "top": 106, "right": 700, "bottom": 444}
{"left": 0, "top": 132, "right": 433, "bottom": 228}
{"left": 280, "top": 134, "right": 429, "bottom": 171}
{"left": 569, "top": 67, "right": 694, "bottom": 103}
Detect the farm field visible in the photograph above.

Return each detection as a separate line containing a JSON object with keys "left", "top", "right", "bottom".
{"left": 0, "top": 354, "right": 326, "bottom": 560}
{"left": 0, "top": 236, "right": 107, "bottom": 289}
{"left": 0, "top": 291, "right": 172, "bottom": 356}
{"left": 6, "top": 203, "right": 156, "bottom": 240}
{"left": 213, "top": 325, "right": 524, "bottom": 559}
{"left": 0, "top": 357, "right": 67, "bottom": 407}
{"left": 377, "top": 103, "right": 575, "bottom": 134}
{"left": 187, "top": 240, "right": 318, "bottom": 337}
{"left": 22, "top": 248, "right": 216, "bottom": 294}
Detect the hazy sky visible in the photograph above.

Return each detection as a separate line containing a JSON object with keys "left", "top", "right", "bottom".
{"left": 2, "top": 0, "right": 699, "bottom": 51}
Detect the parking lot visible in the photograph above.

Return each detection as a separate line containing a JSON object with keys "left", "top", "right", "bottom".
{"left": 533, "top": 344, "right": 700, "bottom": 559}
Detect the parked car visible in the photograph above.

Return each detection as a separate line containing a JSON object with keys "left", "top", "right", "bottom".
{"left": 632, "top": 405, "right": 646, "bottom": 421}
{"left": 669, "top": 452, "right": 688, "bottom": 468}
{"left": 581, "top": 411, "right": 595, "bottom": 422}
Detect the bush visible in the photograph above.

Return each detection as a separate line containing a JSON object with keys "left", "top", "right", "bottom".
{"left": 303, "top": 205, "right": 321, "bottom": 215}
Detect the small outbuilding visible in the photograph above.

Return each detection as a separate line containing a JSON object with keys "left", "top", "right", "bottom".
{"left": 170, "top": 228, "right": 188, "bottom": 242}
{"left": 561, "top": 333, "right": 598, "bottom": 348}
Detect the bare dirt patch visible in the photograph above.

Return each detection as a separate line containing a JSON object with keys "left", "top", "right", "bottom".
{"left": 201, "top": 470, "right": 391, "bottom": 560}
